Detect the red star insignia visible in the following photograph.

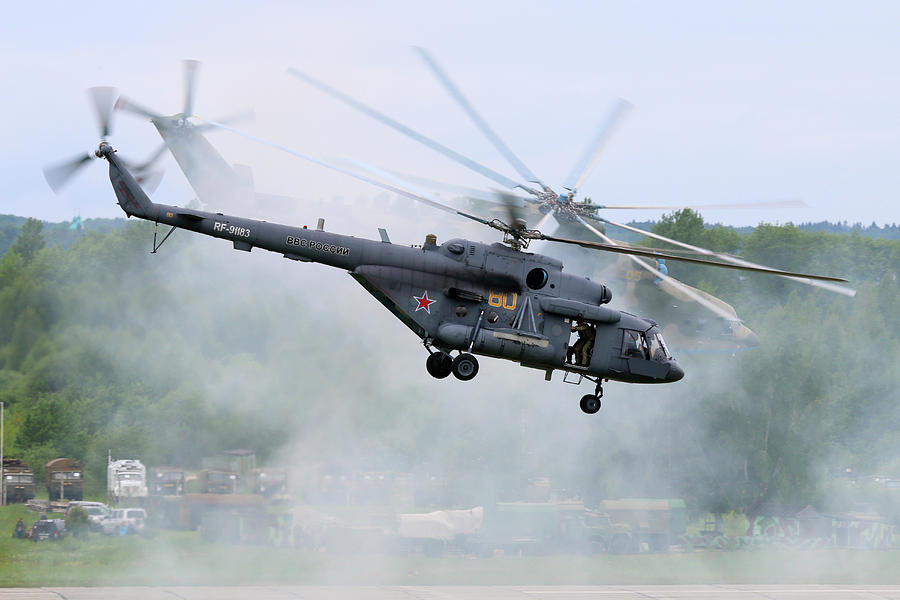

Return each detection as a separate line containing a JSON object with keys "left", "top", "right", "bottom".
{"left": 414, "top": 291, "right": 436, "bottom": 314}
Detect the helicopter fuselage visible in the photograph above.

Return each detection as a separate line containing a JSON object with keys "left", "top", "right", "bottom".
{"left": 102, "top": 143, "right": 684, "bottom": 388}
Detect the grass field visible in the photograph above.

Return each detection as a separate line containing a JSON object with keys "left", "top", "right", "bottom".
{"left": 2, "top": 504, "right": 898, "bottom": 587}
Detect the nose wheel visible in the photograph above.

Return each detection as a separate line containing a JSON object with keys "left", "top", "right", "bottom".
{"left": 580, "top": 394, "right": 601, "bottom": 414}
{"left": 579, "top": 381, "right": 604, "bottom": 414}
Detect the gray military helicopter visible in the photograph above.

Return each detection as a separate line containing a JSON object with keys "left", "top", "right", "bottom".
{"left": 88, "top": 124, "right": 846, "bottom": 413}
{"left": 284, "top": 49, "right": 857, "bottom": 359}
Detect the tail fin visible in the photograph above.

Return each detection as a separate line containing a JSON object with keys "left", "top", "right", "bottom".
{"left": 97, "top": 143, "right": 155, "bottom": 218}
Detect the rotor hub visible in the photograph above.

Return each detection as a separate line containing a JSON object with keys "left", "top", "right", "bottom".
{"left": 95, "top": 142, "right": 114, "bottom": 158}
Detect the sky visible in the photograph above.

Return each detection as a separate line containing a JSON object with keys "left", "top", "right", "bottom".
{"left": 2, "top": 0, "right": 899, "bottom": 230}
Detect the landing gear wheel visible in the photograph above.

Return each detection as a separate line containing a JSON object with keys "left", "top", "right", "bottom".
{"left": 451, "top": 353, "right": 479, "bottom": 381}
{"left": 426, "top": 352, "right": 453, "bottom": 379}
{"left": 580, "top": 394, "right": 601, "bottom": 414}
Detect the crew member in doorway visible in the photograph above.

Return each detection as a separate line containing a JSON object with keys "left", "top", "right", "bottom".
{"left": 569, "top": 320, "right": 596, "bottom": 366}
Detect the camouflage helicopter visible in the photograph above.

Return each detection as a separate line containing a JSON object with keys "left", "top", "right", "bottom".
{"left": 79, "top": 106, "right": 845, "bottom": 413}
{"left": 286, "top": 49, "right": 857, "bottom": 353}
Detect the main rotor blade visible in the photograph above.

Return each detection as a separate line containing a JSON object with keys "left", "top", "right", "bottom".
{"left": 598, "top": 216, "right": 856, "bottom": 296}
{"left": 593, "top": 199, "right": 808, "bottom": 210}
{"left": 534, "top": 211, "right": 560, "bottom": 235}
{"left": 543, "top": 225, "right": 849, "bottom": 282}
{"left": 385, "top": 171, "right": 536, "bottom": 206}
{"left": 87, "top": 86, "right": 117, "bottom": 139}
{"left": 415, "top": 47, "right": 545, "bottom": 188}
{"left": 193, "top": 108, "right": 256, "bottom": 135}
{"left": 183, "top": 59, "right": 200, "bottom": 118}
{"left": 348, "top": 160, "right": 500, "bottom": 222}
{"left": 577, "top": 217, "right": 739, "bottom": 322}
{"left": 562, "top": 98, "right": 631, "bottom": 193}
{"left": 42, "top": 153, "right": 93, "bottom": 194}
{"left": 134, "top": 169, "right": 164, "bottom": 194}
{"left": 122, "top": 142, "right": 169, "bottom": 172}
{"left": 196, "top": 118, "right": 492, "bottom": 227}
{"left": 528, "top": 211, "right": 562, "bottom": 254}
{"left": 287, "top": 67, "right": 536, "bottom": 195}
{"left": 115, "top": 96, "right": 161, "bottom": 120}
{"left": 206, "top": 107, "right": 255, "bottom": 126}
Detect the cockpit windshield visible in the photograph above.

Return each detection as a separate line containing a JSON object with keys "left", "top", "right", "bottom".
{"left": 622, "top": 330, "right": 647, "bottom": 359}
{"left": 647, "top": 331, "right": 672, "bottom": 362}
{"left": 622, "top": 329, "right": 671, "bottom": 362}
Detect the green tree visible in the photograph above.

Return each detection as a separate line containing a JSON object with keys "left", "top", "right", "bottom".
{"left": 10, "top": 218, "right": 45, "bottom": 263}
{"left": 64, "top": 505, "right": 90, "bottom": 538}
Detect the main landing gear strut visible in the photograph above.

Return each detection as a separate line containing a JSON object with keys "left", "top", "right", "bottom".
{"left": 579, "top": 379, "right": 604, "bottom": 415}
{"left": 425, "top": 343, "right": 479, "bottom": 381}
{"left": 424, "top": 341, "right": 603, "bottom": 414}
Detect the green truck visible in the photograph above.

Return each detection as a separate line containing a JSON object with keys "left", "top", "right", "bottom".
{"left": 150, "top": 493, "right": 266, "bottom": 531}
{"left": 149, "top": 466, "right": 185, "bottom": 496}
{"left": 478, "top": 501, "right": 633, "bottom": 555}
{"left": 251, "top": 467, "right": 288, "bottom": 500}
{"left": 600, "top": 498, "right": 687, "bottom": 552}
{"left": 198, "top": 469, "right": 239, "bottom": 494}
{"left": 2, "top": 458, "right": 36, "bottom": 504}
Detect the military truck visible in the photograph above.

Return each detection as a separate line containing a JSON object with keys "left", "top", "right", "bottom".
{"left": 149, "top": 493, "right": 266, "bottom": 530}
{"left": 251, "top": 467, "right": 288, "bottom": 500}
{"left": 600, "top": 498, "right": 687, "bottom": 552}
{"left": 45, "top": 458, "right": 83, "bottom": 501}
{"left": 199, "top": 469, "right": 239, "bottom": 494}
{"left": 2, "top": 458, "right": 36, "bottom": 504}
{"left": 149, "top": 466, "right": 185, "bottom": 496}
{"left": 107, "top": 458, "right": 148, "bottom": 503}
{"left": 202, "top": 450, "right": 256, "bottom": 485}
{"left": 476, "top": 501, "right": 633, "bottom": 555}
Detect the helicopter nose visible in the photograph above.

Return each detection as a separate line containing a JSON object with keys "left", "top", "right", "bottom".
{"left": 666, "top": 361, "right": 685, "bottom": 382}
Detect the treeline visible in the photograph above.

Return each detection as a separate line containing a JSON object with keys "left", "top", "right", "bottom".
{"left": 5, "top": 213, "right": 899, "bottom": 260}
{"left": 602, "top": 210, "right": 900, "bottom": 517}
{"left": 0, "top": 216, "right": 898, "bottom": 519}
{"left": 612, "top": 219, "right": 900, "bottom": 244}
{"left": 0, "top": 219, "right": 296, "bottom": 492}
{"left": 0, "top": 214, "right": 124, "bottom": 257}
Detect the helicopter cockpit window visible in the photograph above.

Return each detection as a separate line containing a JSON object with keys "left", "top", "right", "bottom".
{"left": 647, "top": 331, "right": 671, "bottom": 362}
{"left": 621, "top": 329, "right": 649, "bottom": 359}
{"left": 526, "top": 268, "right": 549, "bottom": 290}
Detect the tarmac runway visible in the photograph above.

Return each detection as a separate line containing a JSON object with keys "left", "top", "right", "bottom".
{"left": 1, "top": 587, "right": 900, "bottom": 600}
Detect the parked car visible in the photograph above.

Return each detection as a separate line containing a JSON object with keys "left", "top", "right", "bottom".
{"left": 101, "top": 508, "right": 147, "bottom": 535}
{"left": 66, "top": 501, "right": 111, "bottom": 531}
{"left": 30, "top": 518, "right": 64, "bottom": 542}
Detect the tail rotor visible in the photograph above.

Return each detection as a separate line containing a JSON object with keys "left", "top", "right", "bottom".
{"left": 43, "top": 87, "right": 165, "bottom": 194}
{"left": 43, "top": 87, "right": 118, "bottom": 193}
